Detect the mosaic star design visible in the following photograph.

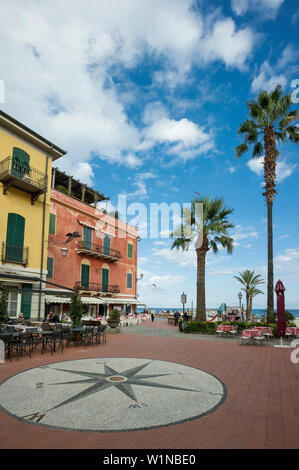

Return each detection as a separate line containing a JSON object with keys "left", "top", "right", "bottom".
{"left": 0, "top": 358, "right": 227, "bottom": 432}
{"left": 45, "top": 361, "right": 206, "bottom": 411}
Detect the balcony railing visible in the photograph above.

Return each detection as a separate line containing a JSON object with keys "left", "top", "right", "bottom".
{"left": 0, "top": 157, "right": 47, "bottom": 203}
{"left": 74, "top": 282, "right": 120, "bottom": 294}
{"left": 1, "top": 242, "right": 29, "bottom": 266}
{"left": 75, "top": 240, "right": 121, "bottom": 262}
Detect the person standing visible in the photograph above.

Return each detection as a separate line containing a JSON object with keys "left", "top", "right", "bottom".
{"left": 174, "top": 311, "right": 179, "bottom": 326}
{"left": 151, "top": 310, "right": 155, "bottom": 322}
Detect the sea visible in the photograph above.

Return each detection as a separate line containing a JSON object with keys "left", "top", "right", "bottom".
{"left": 137, "top": 307, "right": 299, "bottom": 319}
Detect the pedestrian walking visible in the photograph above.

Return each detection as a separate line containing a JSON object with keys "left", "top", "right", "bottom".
{"left": 151, "top": 311, "right": 155, "bottom": 322}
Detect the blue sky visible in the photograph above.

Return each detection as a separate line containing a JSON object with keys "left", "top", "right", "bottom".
{"left": 1, "top": 0, "right": 298, "bottom": 309}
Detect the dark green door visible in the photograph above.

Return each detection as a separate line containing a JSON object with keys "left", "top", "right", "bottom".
{"left": 103, "top": 235, "right": 110, "bottom": 256}
{"left": 81, "top": 264, "right": 90, "bottom": 288}
{"left": 21, "top": 284, "right": 32, "bottom": 319}
{"left": 83, "top": 226, "right": 92, "bottom": 250}
{"left": 6, "top": 213, "right": 25, "bottom": 262}
{"left": 102, "top": 268, "right": 109, "bottom": 292}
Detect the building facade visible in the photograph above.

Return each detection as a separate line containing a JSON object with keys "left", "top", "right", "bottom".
{"left": 0, "top": 111, "right": 66, "bottom": 319}
{"left": 46, "top": 168, "right": 141, "bottom": 317}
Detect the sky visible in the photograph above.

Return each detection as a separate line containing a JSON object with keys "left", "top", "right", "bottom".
{"left": 0, "top": 0, "right": 298, "bottom": 309}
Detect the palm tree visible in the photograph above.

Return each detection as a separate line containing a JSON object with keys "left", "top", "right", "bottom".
{"left": 234, "top": 270, "right": 264, "bottom": 321}
{"left": 171, "top": 196, "right": 234, "bottom": 321}
{"left": 248, "top": 286, "right": 264, "bottom": 321}
{"left": 235, "top": 85, "right": 299, "bottom": 323}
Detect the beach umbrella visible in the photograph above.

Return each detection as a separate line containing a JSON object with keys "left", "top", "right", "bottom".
{"left": 275, "top": 280, "right": 286, "bottom": 338}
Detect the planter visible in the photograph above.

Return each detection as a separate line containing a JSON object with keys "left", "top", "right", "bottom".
{"left": 107, "top": 320, "right": 120, "bottom": 329}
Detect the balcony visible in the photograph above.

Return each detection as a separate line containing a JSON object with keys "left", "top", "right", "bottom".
{"left": 0, "top": 157, "right": 47, "bottom": 204}
{"left": 75, "top": 240, "right": 121, "bottom": 262}
{"left": 1, "top": 242, "right": 29, "bottom": 266}
{"left": 74, "top": 282, "right": 120, "bottom": 294}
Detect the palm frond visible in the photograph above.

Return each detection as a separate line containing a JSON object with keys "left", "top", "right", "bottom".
{"left": 235, "top": 143, "right": 249, "bottom": 159}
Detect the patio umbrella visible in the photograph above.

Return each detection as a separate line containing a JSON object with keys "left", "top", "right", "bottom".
{"left": 275, "top": 280, "right": 286, "bottom": 338}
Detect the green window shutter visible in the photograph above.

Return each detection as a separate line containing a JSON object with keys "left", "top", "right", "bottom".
{"left": 6, "top": 213, "right": 25, "bottom": 262}
{"left": 47, "top": 257, "right": 54, "bottom": 278}
{"left": 103, "top": 235, "right": 110, "bottom": 255}
{"left": 83, "top": 226, "right": 92, "bottom": 250}
{"left": 128, "top": 243, "right": 133, "bottom": 258}
{"left": 12, "top": 147, "right": 30, "bottom": 178}
{"left": 21, "top": 284, "right": 32, "bottom": 320}
{"left": 49, "top": 214, "right": 56, "bottom": 235}
{"left": 81, "top": 264, "right": 90, "bottom": 288}
{"left": 102, "top": 268, "right": 109, "bottom": 292}
{"left": 127, "top": 273, "right": 133, "bottom": 289}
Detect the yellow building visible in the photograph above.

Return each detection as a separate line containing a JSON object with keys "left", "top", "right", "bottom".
{"left": 0, "top": 110, "right": 66, "bottom": 319}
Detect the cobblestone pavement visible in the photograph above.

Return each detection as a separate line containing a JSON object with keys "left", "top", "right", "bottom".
{"left": 0, "top": 318, "right": 298, "bottom": 449}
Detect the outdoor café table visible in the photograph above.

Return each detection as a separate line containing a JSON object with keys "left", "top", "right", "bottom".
{"left": 222, "top": 325, "right": 235, "bottom": 333}
{"left": 286, "top": 327, "right": 299, "bottom": 337}
{"left": 71, "top": 327, "right": 84, "bottom": 347}
{"left": 38, "top": 329, "right": 54, "bottom": 353}
{"left": 242, "top": 329, "right": 259, "bottom": 342}
{"left": 0, "top": 331, "right": 20, "bottom": 359}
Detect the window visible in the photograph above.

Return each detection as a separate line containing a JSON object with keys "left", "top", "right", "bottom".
{"left": 102, "top": 268, "right": 109, "bottom": 292}
{"left": 7, "top": 287, "right": 18, "bottom": 316}
{"left": 5, "top": 213, "right": 25, "bottom": 263}
{"left": 127, "top": 273, "right": 133, "bottom": 289}
{"left": 103, "top": 235, "right": 110, "bottom": 255}
{"left": 81, "top": 264, "right": 90, "bottom": 288}
{"left": 128, "top": 242, "right": 133, "bottom": 259}
{"left": 83, "top": 226, "right": 92, "bottom": 250}
{"left": 47, "top": 257, "right": 54, "bottom": 279}
{"left": 49, "top": 214, "right": 56, "bottom": 235}
{"left": 12, "top": 147, "right": 30, "bottom": 179}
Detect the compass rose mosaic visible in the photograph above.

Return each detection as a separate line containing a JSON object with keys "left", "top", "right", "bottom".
{"left": 0, "top": 358, "right": 227, "bottom": 432}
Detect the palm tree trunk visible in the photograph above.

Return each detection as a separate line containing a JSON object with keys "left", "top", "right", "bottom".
{"left": 196, "top": 248, "right": 208, "bottom": 322}
{"left": 249, "top": 295, "right": 253, "bottom": 322}
{"left": 267, "top": 203, "right": 275, "bottom": 322}
{"left": 263, "top": 126, "right": 277, "bottom": 324}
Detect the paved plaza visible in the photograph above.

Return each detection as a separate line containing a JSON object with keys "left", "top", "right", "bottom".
{"left": 0, "top": 318, "right": 298, "bottom": 449}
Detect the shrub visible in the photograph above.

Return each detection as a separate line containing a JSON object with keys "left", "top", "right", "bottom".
{"left": 69, "top": 291, "right": 83, "bottom": 326}
{"left": 109, "top": 309, "right": 121, "bottom": 321}
{"left": 186, "top": 321, "right": 218, "bottom": 334}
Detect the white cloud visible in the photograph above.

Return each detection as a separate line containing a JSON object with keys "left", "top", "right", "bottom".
{"left": 143, "top": 103, "right": 215, "bottom": 160}
{"left": 0, "top": 1, "right": 259, "bottom": 181}
{"left": 251, "top": 45, "right": 297, "bottom": 93}
{"left": 231, "top": 0, "right": 285, "bottom": 19}
{"left": 247, "top": 157, "right": 297, "bottom": 183}
{"left": 229, "top": 166, "right": 236, "bottom": 173}
{"left": 199, "top": 18, "right": 256, "bottom": 70}
{"left": 70, "top": 162, "right": 94, "bottom": 186}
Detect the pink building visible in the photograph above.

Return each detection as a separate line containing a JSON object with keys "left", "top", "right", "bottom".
{"left": 46, "top": 168, "right": 142, "bottom": 317}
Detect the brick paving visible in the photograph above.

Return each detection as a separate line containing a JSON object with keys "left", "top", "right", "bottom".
{"left": 0, "top": 319, "right": 298, "bottom": 449}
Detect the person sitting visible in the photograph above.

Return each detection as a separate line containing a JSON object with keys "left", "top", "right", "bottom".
{"left": 51, "top": 312, "right": 60, "bottom": 323}
{"left": 16, "top": 313, "right": 25, "bottom": 325}
{"left": 42, "top": 313, "right": 50, "bottom": 323}
{"left": 3, "top": 313, "right": 10, "bottom": 324}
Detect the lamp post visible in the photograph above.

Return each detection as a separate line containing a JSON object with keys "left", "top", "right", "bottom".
{"left": 238, "top": 291, "right": 242, "bottom": 321}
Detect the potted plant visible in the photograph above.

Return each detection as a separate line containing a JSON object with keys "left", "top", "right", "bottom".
{"left": 69, "top": 291, "right": 84, "bottom": 342}
{"left": 107, "top": 309, "right": 121, "bottom": 328}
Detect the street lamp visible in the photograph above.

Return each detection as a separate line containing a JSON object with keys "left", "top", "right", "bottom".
{"left": 238, "top": 291, "right": 242, "bottom": 320}
{"left": 61, "top": 244, "right": 68, "bottom": 257}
